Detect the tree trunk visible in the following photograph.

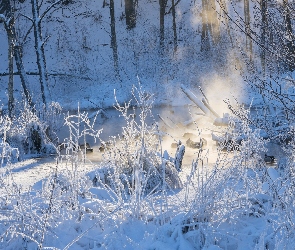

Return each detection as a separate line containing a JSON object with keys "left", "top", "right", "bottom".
{"left": 0, "top": 0, "right": 11, "bottom": 18}
{"left": 218, "top": 0, "right": 233, "bottom": 45}
{"left": 159, "top": 0, "right": 165, "bottom": 50}
{"left": 1, "top": 0, "right": 14, "bottom": 117}
{"left": 171, "top": 0, "right": 177, "bottom": 52}
{"left": 283, "top": 0, "right": 295, "bottom": 70}
{"left": 7, "top": 24, "right": 14, "bottom": 118}
{"left": 1, "top": 0, "right": 33, "bottom": 110}
{"left": 31, "top": 0, "right": 50, "bottom": 106}
{"left": 14, "top": 44, "right": 33, "bottom": 108}
{"left": 244, "top": 0, "right": 252, "bottom": 60}
{"left": 208, "top": 0, "right": 220, "bottom": 44}
{"left": 201, "top": 0, "right": 210, "bottom": 51}
{"left": 124, "top": 0, "right": 136, "bottom": 29}
{"left": 201, "top": 0, "right": 220, "bottom": 50}
{"left": 260, "top": 0, "right": 267, "bottom": 73}
{"left": 109, "top": 0, "right": 119, "bottom": 78}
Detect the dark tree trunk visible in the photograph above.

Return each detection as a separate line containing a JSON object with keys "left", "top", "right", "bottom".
{"left": 110, "top": 0, "right": 119, "bottom": 78}
{"left": 171, "top": 0, "right": 177, "bottom": 52}
{"left": 7, "top": 24, "right": 14, "bottom": 117}
{"left": 260, "top": 0, "right": 267, "bottom": 73}
{"left": 125, "top": 0, "right": 136, "bottom": 29}
{"left": 159, "top": 0, "right": 165, "bottom": 49}
{"left": 0, "top": 0, "right": 11, "bottom": 18}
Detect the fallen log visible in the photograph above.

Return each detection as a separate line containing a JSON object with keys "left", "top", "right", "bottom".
{"left": 181, "top": 84, "right": 216, "bottom": 119}
{"left": 181, "top": 85, "right": 230, "bottom": 126}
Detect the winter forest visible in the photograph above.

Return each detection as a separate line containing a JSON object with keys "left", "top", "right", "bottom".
{"left": 0, "top": 0, "right": 295, "bottom": 249}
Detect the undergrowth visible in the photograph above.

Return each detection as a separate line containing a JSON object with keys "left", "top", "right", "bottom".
{"left": 0, "top": 89, "right": 294, "bottom": 249}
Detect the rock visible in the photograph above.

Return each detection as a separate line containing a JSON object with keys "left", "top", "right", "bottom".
{"left": 186, "top": 138, "right": 207, "bottom": 149}
{"left": 99, "top": 141, "right": 112, "bottom": 152}
{"left": 79, "top": 142, "right": 93, "bottom": 153}
{"left": 264, "top": 154, "right": 275, "bottom": 164}
{"left": 183, "top": 132, "right": 195, "bottom": 139}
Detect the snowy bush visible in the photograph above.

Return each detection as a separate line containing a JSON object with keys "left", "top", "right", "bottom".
{"left": 165, "top": 106, "right": 295, "bottom": 249}
{"left": 0, "top": 115, "right": 19, "bottom": 165}
{"left": 2, "top": 92, "right": 295, "bottom": 249}
{"left": 95, "top": 85, "right": 182, "bottom": 202}
{"left": 0, "top": 105, "right": 103, "bottom": 249}
{"left": 3, "top": 101, "right": 62, "bottom": 159}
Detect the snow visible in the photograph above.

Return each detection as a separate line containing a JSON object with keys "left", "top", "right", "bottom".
{"left": 1, "top": 0, "right": 295, "bottom": 249}
{"left": 267, "top": 167, "right": 279, "bottom": 182}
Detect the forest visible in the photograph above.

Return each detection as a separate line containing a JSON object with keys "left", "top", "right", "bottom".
{"left": 0, "top": 0, "right": 295, "bottom": 249}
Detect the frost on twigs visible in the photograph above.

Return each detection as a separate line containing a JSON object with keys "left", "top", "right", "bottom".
{"left": 95, "top": 84, "right": 182, "bottom": 200}
{"left": 59, "top": 104, "right": 102, "bottom": 159}
{"left": 0, "top": 115, "right": 19, "bottom": 165}
{"left": 3, "top": 101, "right": 62, "bottom": 158}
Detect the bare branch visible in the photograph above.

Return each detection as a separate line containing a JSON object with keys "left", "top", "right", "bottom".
{"left": 19, "top": 13, "right": 33, "bottom": 22}
{"left": 22, "top": 24, "right": 34, "bottom": 44}
{"left": 40, "top": 0, "right": 63, "bottom": 21}
{"left": 41, "top": 35, "right": 51, "bottom": 48}
{"left": 0, "top": 71, "right": 92, "bottom": 80}
{"left": 166, "top": 0, "right": 181, "bottom": 15}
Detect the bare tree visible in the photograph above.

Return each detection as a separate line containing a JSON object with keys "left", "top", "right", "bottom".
{"left": 1, "top": 0, "right": 15, "bottom": 117}
{"left": 171, "top": 0, "right": 177, "bottom": 52}
{"left": 0, "top": 0, "right": 33, "bottom": 116}
{"left": 109, "top": 0, "right": 119, "bottom": 78}
{"left": 30, "top": 0, "right": 50, "bottom": 106}
{"left": 20, "top": 0, "right": 63, "bottom": 107}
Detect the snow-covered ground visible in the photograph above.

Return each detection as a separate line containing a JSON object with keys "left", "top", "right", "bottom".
{"left": 1, "top": 0, "right": 295, "bottom": 249}
{"left": 1, "top": 99, "right": 290, "bottom": 249}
